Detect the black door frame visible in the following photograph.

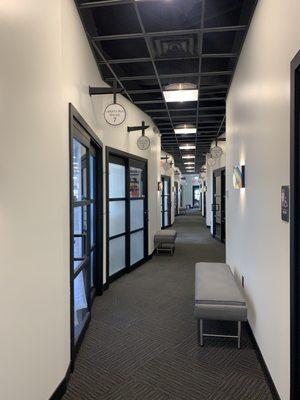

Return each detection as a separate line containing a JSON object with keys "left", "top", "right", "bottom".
{"left": 161, "top": 175, "right": 172, "bottom": 228}
{"left": 69, "top": 104, "right": 103, "bottom": 367}
{"left": 212, "top": 167, "right": 226, "bottom": 243}
{"left": 203, "top": 180, "right": 206, "bottom": 218}
{"left": 106, "top": 147, "right": 149, "bottom": 286}
{"left": 290, "top": 50, "right": 300, "bottom": 400}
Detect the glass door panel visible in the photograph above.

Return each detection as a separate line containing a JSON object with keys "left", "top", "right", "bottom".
{"left": 109, "top": 163, "right": 125, "bottom": 198}
{"left": 73, "top": 139, "right": 87, "bottom": 201}
{"left": 130, "top": 199, "right": 144, "bottom": 231}
{"left": 108, "top": 161, "right": 126, "bottom": 277}
{"left": 109, "top": 236, "right": 126, "bottom": 275}
{"left": 74, "top": 269, "right": 89, "bottom": 342}
{"left": 109, "top": 201, "right": 126, "bottom": 237}
{"left": 130, "top": 166, "right": 143, "bottom": 197}
{"left": 130, "top": 230, "right": 144, "bottom": 265}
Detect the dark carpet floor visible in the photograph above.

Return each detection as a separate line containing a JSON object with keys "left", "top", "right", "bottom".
{"left": 63, "top": 211, "right": 273, "bottom": 400}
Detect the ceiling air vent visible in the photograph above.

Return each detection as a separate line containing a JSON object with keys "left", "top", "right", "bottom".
{"left": 153, "top": 36, "right": 195, "bottom": 58}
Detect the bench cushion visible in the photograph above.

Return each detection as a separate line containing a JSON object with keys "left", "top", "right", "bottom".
{"left": 194, "top": 262, "right": 247, "bottom": 321}
{"left": 154, "top": 229, "right": 177, "bottom": 244}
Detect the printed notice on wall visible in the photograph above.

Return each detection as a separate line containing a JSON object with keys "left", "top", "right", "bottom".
{"left": 281, "top": 186, "right": 289, "bottom": 222}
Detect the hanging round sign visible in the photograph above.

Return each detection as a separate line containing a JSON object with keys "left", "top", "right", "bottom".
{"left": 104, "top": 103, "right": 126, "bottom": 126}
{"left": 210, "top": 145, "right": 223, "bottom": 159}
{"left": 137, "top": 135, "right": 150, "bottom": 150}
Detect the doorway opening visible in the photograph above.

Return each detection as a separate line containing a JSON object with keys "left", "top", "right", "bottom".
{"left": 161, "top": 175, "right": 171, "bottom": 228}
{"left": 290, "top": 50, "right": 300, "bottom": 400}
{"left": 212, "top": 168, "right": 226, "bottom": 243}
{"left": 69, "top": 104, "right": 103, "bottom": 366}
{"left": 192, "top": 185, "right": 200, "bottom": 208}
{"left": 106, "top": 148, "right": 149, "bottom": 284}
{"left": 174, "top": 181, "right": 179, "bottom": 216}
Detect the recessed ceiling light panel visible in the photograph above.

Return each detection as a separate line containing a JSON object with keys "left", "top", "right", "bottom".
{"left": 179, "top": 145, "right": 196, "bottom": 150}
{"left": 163, "top": 89, "right": 198, "bottom": 103}
{"left": 182, "top": 155, "right": 195, "bottom": 159}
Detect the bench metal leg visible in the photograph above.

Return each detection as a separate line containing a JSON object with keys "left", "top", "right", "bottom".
{"left": 200, "top": 319, "right": 204, "bottom": 346}
{"left": 237, "top": 321, "right": 241, "bottom": 349}
{"left": 197, "top": 319, "right": 242, "bottom": 348}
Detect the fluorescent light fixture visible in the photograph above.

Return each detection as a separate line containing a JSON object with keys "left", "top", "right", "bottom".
{"left": 184, "top": 162, "right": 195, "bottom": 165}
{"left": 179, "top": 144, "right": 196, "bottom": 150}
{"left": 174, "top": 127, "right": 197, "bottom": 134}
{"left": 182, "top": 155, "right": 195, "bottom": 159}
{"left": 163, "top": 89, "right": 198, "bottom": 103}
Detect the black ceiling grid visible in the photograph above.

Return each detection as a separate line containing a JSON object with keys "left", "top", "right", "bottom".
{"left": 76, "top": 0, "right": 257, "bottom": 173}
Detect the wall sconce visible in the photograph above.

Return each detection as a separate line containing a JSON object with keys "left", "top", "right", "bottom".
{"left": 158, "top": 181, "right": 163, "bottom": 191}
{"left": 203, "top": 185, "right": 207, "bottom": 192}
{"left": 233, "top": 165, "right": 245, "bottom": 189}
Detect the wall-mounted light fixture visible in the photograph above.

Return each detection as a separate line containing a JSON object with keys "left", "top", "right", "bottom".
{"left": 233, "top": 165, "right": 245, "bottom": 189}
{"left": 158, "top": 181, "right": 163, "bottom": 191}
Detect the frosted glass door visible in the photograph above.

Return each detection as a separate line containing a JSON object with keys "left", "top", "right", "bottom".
{"left": 161, "top": 176, "right": 170, "bottom": 228}
{"left": 109, "top": 161, "right": 126, "bottom": 277}
{"left": 129, "top": 164, "right": 146, "bottom": 267}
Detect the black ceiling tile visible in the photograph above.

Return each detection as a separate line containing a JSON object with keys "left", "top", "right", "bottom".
{"left": 137, "top": 0, "right": 203, "bottom": 32}
{"left": 156, "top": 58, "right": 199, "bottom": 75}
{"left": 98, "top": 38, "right": 150, "bottom": 60}
{"left": 203, "top": 0, "right": 245, "bottom": 28}
{"left": 201, "top": 57, "right": 231, "bottom": 73}
{"left": 115, "top": 61, "right": 155, "bottom": 77}
{"left": 130, "top": 93, "right": 163, "bottom": 102}
{"left": 200, "top": 74, "right": 231, "bottom": 86}
{"left": 89, "top": 3, "right": 141, "bottom": 35}
{"left": 203, "top": 31, "right": 237, "bottom": 54}
{"left": 121, "top": 79, "right": 159, "bottom": 91}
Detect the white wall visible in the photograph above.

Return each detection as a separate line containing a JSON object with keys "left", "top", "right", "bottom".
{"left": 226, "top": 0, "right": 300, "bottom": 398}
{"left": 0, "top": 2, "right": 68, "bottom": 399}
{"left": 0, "top": 1, "right": 161, "bottom": 399}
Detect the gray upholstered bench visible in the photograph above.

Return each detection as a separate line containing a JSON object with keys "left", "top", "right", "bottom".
{"left": 154, "top": 229, "right": 177, "bottom": 255}
{"left": 194, "top": 262, "right": 247, "bottom": 349}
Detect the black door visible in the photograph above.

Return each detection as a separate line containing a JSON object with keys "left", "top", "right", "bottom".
{"left": 212, "top": 168, "right": 226, "bottom": 242}
{"left": 70, "top": 105, "right": 103, "bottom": 365}
{"left": 107, "top": 149, "right": 148, "bottom": 283}
{"left": 161, "top": 175, "right": 171, "bottom": 228}
{"left": 290, "top": 50, "right": 300, "bottom": 400}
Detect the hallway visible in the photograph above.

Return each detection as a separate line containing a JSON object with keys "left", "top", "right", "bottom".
{"left": 64, "top": 212, "right": 272, "bottom": 400}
